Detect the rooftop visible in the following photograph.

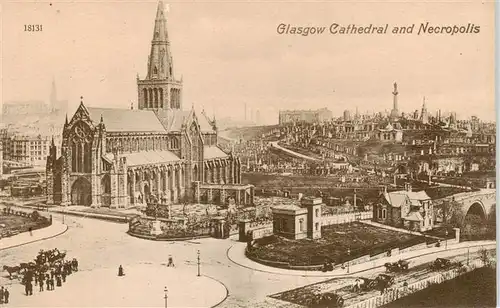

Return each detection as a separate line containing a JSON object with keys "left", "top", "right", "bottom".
{"left": 87, "top": 107, "right": 166, "bottom": 133}
{"left": 105, "top": 150, "right": 181, "bottom": 167}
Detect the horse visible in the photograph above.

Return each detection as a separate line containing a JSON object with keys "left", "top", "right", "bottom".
{"left": 3, "top": 265, "right": 20, "bottom": 279}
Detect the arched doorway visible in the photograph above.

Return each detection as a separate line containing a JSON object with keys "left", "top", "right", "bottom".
{"left": 193, "top": 165, "right": 198, "bottom": 182}
{"left": 71, "top": 177, "right": 91, "bottom": 206}
{"left": 144, "top": 183, "right": 151, "bottom": 203}
{"left": 101, "top": 175, "right": 111, "bottom": 206}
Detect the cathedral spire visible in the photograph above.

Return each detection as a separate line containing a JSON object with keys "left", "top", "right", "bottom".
{"left": 146, "top": 1, "right": 173, "bottom": 80}
{"left": 137, "top": 1, "right": 182, "bottom": 111}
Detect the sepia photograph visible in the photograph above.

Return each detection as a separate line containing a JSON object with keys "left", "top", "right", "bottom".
{"left": 0, "top": 1, "right": 496, "bottom": 307}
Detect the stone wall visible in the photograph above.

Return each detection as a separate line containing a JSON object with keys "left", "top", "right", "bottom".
{"left": 322, "top": 211, "right": 372, "bottom": 226}
{"left": 345, "top": 259, "right": 485, "bottom": 308}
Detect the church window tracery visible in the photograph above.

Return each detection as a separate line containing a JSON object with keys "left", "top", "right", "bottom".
{"left": 70, "top": 122, "right": 92, "bottom": 173}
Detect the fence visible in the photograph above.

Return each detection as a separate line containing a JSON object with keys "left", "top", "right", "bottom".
{"left": 345, "top": 259, "right": 484, "bottom": 308}
{"left": 251, "top": 225, "right": 274, "bottom": 239}
{"left": 0, "top": 205, "right": 52, "bottom": 238}
{"left": 322, "top": 211, "right": 372, "bottom": 226}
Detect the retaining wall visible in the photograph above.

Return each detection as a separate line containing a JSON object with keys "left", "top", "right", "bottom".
{"left": 322, "top": 211, "right": 372, "bottom": 226}
{"left": 345, "top": 259, "right": 485, "bottom": 308}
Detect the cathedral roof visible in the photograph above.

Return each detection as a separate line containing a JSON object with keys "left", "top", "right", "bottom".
{"left": 105, "top": 150, "right": 181, "bottom": 166}
{"left": 87, "top": 107, "right": 166, "bottom": 133}
{"left": 155, "top": 109, "right": 214, "bottom": 133}
{"left": 204, "top": 145, "right": 228, "bottom": 159}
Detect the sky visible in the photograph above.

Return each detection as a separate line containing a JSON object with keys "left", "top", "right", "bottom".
{"left": 1, "top": 0, "right": 495, "bottom": 124}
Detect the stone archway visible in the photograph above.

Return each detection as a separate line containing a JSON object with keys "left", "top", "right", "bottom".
{"left": 71, "top": 177, "right": 92, "bottom": 206}
{"left": 463, "top": 201, "right": 488, "bottom": 239}
{"left": 466, "top": 201, "right": 486, "bottom": 220}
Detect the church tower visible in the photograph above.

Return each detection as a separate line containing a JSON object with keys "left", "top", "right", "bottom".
{"left": 137, "top": 1, "right": 183, "bottom": 111}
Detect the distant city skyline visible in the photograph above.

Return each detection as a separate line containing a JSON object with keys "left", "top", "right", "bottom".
{"left": 1, "top": 1, "right": 495, "bottom": 124}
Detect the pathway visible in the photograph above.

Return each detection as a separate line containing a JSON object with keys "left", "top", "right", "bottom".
{"left": 270, "top": 141, "right": 320, "bottom": 161}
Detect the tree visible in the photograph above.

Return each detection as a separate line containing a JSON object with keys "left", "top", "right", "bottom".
{"left": 478, "top": 248, "right": 491, "bottom": 267}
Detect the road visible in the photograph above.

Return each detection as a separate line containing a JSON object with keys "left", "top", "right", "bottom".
{"left": 270, "top": 141, "right": 320, "bottom": 162}
{"left": 0, "top": 212, "right": 495, "bottom": 307}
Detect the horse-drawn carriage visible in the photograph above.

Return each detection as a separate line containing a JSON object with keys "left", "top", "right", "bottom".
{"left": 3, "top": 248, "right": 69, "bottom": 280}
{"left": 352, "top": 274, "right": 395, "bottom": 293}
{"left": 321, "top": 258, "right": 334, "bottom": 272}
{"left": 384, "top": 260, "right": 410, "bottom": 272}
{"left": 429, "top": 258, "right": 462, "bottom": 271}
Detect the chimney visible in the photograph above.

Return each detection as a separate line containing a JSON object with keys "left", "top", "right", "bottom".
{"left": 405, "top": 183, "right": 412, "bottom": 192}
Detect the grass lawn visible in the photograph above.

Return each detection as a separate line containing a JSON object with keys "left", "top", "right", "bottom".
{"left": 247, "top": 222, "right": 426, "bottom": 266}
{"left": 0, "top": 214, "right": 50, "bottom": 236}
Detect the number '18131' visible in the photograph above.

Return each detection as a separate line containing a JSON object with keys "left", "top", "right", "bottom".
{"left": 24, "top": 25, "right": 43, "bottom": 32}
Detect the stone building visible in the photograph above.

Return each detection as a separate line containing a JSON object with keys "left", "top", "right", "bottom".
{"left": 46, "top": 1, "right": 253, "bottom": 208}
{"left": 279, "top": 108, "right": 332, "bottom": 125}
{"left": 271, "top": 196, "right": 322, "bottom": 240}
{"left": 373, "top": 184, "right": 434, "bottom": 232}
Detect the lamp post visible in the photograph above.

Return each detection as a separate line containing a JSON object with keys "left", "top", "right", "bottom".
{"left": 164, "top": 286, "right": 168, "bottom": 308}
{"left": 347, "top": 247, "right": 351, "bottom": 274}
{"left": 197, "top": 250, "right": 201, "bottom": 277}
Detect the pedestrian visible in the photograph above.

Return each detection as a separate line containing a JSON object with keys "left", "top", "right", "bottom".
{"left": 45, "top": 277, "right": 50, "bottom": 291}
{"left": 50, "top": 277, "right": 55, "bottom": 290}
{"left": 118, "top": 265, "right": 124, "bottom": 277}
{"left": 39, "top": 277, "right": 44, "bottom": 292}
{"left": 56, "top": 275, "right": 62, "bottom": 287}
{"left": 3, "top": 288, "right": 9, "bottom": 304}
{"left": 39, "top": 273, "right": 45, "bottom": 289}
{"left": 62, "top": 270, "right": 66, "bottom": 283}
{"left": 0, "top": 286, "right": 4, "bottom": 304}
{"left": 29, "top": 227, "right": 33, "bottom": 236}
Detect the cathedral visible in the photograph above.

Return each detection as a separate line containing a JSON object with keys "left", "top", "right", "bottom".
{"left": 46, "top": 1, "right": 254, "bottom": 208}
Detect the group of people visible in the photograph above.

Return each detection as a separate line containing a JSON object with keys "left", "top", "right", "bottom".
{"left": 0, "top": 287, "right": 9, "bottom": 304}
{"left": 20, "top": 249, "right": 79, "bottom": 297}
